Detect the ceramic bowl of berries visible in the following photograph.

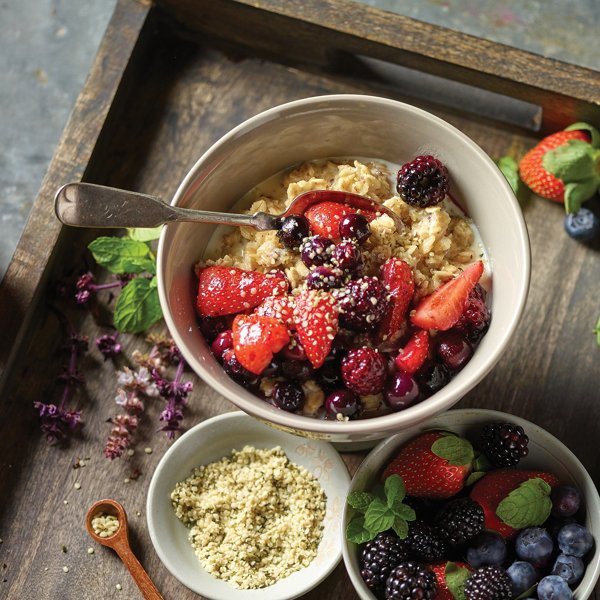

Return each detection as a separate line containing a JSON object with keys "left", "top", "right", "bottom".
{"left": 157, "top": 94, "right": 530, "bottom": 442}
{"left": 342, "top": 409, "right": 600, "bottom": 600}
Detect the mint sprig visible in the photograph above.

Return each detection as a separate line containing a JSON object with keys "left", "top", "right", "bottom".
{"left": 496, "top": 477, "right": 553, "bottom": 529}
{"left": 346, "top": 474, "right": 416, "bottom": 544}
{"left": 593, "top": 315, "right": 600, "bottom": 347}
{"left": 445, "top": 561, "right": 471, "bottom": 600}
{"left": 114, "top": 276, "right": 162, "bottom": 333}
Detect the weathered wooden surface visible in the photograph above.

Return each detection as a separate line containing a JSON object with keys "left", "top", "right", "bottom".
{"left": 0, "top": 1, "right": 599, "bottom": 599}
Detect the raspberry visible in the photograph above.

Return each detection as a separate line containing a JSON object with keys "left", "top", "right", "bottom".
{"left": 435, "top": 498, "right": 485, "bottom": 546}
{"left": 464, "top": 566, "right": 513, "bottom": 600}
{"left": 360, "top": 532, "right": 408, "bottom": 591}
{"left": 338, "top": 276, "right": 389, "bottom": 331}
{"left": 385, "top": 561, "right": 437, "bottom": 600}
{"left": 479, "top": 422, "right": 529, "bottom": 467}
{"left": 341, "top": 347, "right": 387, "bottom": 395}
{"left": 396, "top": 155, "right": 449, "bottom": 208}
{"left": 454, "top": 284, "right": 491, "bottom": 343}
{"left": 276, "top": 215, "right": 310, "bottom": 250}
{"left": 405, "top": 522, "right": 446, "bottom": 563}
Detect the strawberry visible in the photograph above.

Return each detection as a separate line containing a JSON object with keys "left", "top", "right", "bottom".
{"left": 382, "top": 431, "right": 474, "bottom": 499}
{"left": 395, "top": 329, "right": 429, "bottom": 374}
{"left": 196, "top": 266, "right": 288, "bottom": 317}
{"left": 232, "top": 314, "right": 289, "bottom": 375}
{"left": 255, "top": 294, "right": 295, "bottom": 326}
{"left": 411, "top": 261, "right": 483, "bottom": 331}
{"left": 519, "top": 129, "right": 589, "bottom": 202}
{"left": 470, "top": 468, "right": 559, "bottom": 539}
{"left": 293, "top": 290, "right": 339, "bottom": 368}
{"left": 304, "top": 201, "right": 376, "bottom": 240}
{"left": 430, "top": 562, "right": 472, "bottom": 600}
{"left": 377, "top": 258, "right": 415, "bottom": 341}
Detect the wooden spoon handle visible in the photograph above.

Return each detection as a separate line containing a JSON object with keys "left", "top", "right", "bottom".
{"left": 112, "top": 538, "right": 164, "bottom": 600}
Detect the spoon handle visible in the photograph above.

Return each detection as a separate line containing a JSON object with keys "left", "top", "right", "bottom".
{"left": 54, "top": 182, "right": 259, "bottom": 229}
{"left": 112, "top": 536, "right": 164, "bottom": 600}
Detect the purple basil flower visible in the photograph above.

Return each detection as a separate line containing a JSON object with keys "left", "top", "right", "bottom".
{"left": 96, "top": 333, "right": 122, "bottom": 360}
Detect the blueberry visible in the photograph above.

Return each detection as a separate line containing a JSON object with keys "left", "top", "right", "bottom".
{"left": 436, "top": 330, "right": 473, "bottom": 371}
{"left": 551, "top": 485, "right": 582, "bottom": 518}
{"left": 276, "top": 215, "right": 310, "bottom": 249}
{"left": 415, "top": 361, "right": 451, "bottom": 397}
{"left": 537, "top": 575, "right": 573, "bottom": 600}
{"left": 552, "top": 554, "right": 585, "bottom": 587}
{"left": 383, "top": 372, "right": 420, "bottom": 411}
{"left": 564, "top": 208, "right": 599, "bottom": 242}
{"left": 507, "top": 561, "right": 538, "bottom": 596}
{"left": 557, "top": 523, "right": 594, "bottom": 558}
{"left": 272, "top": 382, "right": 305, "bottom": 412}
{"left": 466, "top": 531, "right": 507, "bottom": 567}
{"left": 339, "top": 213, "right": 370, "bottom": 244}
{"left": 515, "top": 528, "right": 554, "bottom": 567}
{"left": 325, "top": 390, "right": 360, "bottom": 419}
{"left": 332, "top": 240, "right": 361, "bottom": 271}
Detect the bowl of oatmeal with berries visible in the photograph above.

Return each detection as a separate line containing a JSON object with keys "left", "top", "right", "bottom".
{"left": 157, "top": 95, "right": 530, "bottom": 443}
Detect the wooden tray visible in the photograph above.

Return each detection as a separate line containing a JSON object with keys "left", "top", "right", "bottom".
{"left": 1, "top": 1, "right": 599, "bottom": 598}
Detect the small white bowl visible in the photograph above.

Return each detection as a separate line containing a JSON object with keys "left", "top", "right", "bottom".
{"left": 342, "top": 409, "right": 600, "bottom": 600}
{"left": 147, "top": 411, "right": 351, "bottom": 599}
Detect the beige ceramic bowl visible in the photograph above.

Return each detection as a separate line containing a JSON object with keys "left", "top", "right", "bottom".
{"left": 342, "top": 409, "right": 600, "bottom": 600}
{"left": 157, "top": 94, "right": 530, "bottom": 443}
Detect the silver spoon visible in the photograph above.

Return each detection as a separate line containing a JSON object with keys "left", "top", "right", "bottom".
{"left": 54, "top": 182, "right": 404, "bottom": 231}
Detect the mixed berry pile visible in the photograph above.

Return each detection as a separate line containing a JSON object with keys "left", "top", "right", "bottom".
{"left": 346, "top": 422, "right": 594, "bottom": 600}
{"left": 195, "top": 156, "right": 491, "bottom": 419}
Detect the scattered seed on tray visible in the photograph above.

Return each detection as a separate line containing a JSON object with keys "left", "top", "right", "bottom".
{"left": 74, "top": 482, "right": 81, "bottom": 490}
{"left": 144, "top": 447, "right": 153, "bottom": 455}
{"left": 87, "top": 548, "right": 94, "bottom": 555}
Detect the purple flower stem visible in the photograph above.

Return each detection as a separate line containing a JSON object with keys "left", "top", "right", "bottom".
{"left": 90, "top": 281, "right": 123, "bottom": 292}
{"left": 58, "top": 339, "right": 80, "bottom": 411}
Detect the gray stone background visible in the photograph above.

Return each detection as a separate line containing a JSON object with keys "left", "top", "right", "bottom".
{"left": 1, "top": 0, "right": 598, "bottom": 280}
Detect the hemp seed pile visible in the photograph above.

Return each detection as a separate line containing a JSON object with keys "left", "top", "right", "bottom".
{"left": 171, "top": 445, "right": 327, "bottom": 589}
{"left": 91, "top": 513, "right": 119, "bottom": 538}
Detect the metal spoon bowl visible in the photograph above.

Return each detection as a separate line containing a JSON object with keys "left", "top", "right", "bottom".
{"left": 86, "top": 499, "right": 164, "bottom": 600}
{"left": 54, "top": 182, "right": 404, "bottom": 232}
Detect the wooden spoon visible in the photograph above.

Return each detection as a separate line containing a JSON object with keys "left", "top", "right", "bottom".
{"left": 86, "top": 499, "right": 164, "bottom": 600}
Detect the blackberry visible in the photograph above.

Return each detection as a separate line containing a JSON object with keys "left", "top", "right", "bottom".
{"left": 406, "top": 522, "right": 446, "bottom": 563}
{"left": 276, "top": 215, "right": 310, "bottom": 250}
{"left": 455, "top": 284, "right": 491, "bottom": 344}
{"left": 338, "top": 276, "right": 389, "bottom": 331}
{"left": 306, "top": 266, "right": 344, "bottom": 291}
{"left": 479, "top": 422, "right": 529, "bottom": 467}
{"left": 435, "top": 498, "right": 484, "bottom": 545}
{"left": 360, "top": 532, "right": 408, "bottom": 591}
{"left": 300, "top": 235, "right": 334, "bottom": 267}
{"left": 464, "top": 566, "right": 513, "bottom": 600}
{"left": 385, "top": 561, "right": 437, "bottom": 600}
{"left": 396, "top": 155, "right": 449, "bottom": 208}
{"left": 272, "top": 382, "right": 305, "bottom": 412}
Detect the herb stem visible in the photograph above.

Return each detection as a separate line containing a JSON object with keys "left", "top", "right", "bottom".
{"left": 91, "top": 281, "right": 123, "bottom": 292}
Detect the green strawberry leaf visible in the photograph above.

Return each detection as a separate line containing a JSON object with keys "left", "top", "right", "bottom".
{"left": 127, "top": 225, "right": 164, "bottom": 242}
{"left": 515, "top": 584, "right": 538, "bottom": 600}
{"left": 364, "top": 498, "right": 395, "bottom": 533}
{"left": 473, "top": 452, "right": 493, "bottom": 472}
{"left": 88, "top": 236, "right": 156, "bottom": 274}
{"left": 431, "top": 435, "right": 475, "bottom": 467}
{"left": 346, "top": 515, "right": 375, "bottom": 544}
{"left": 466, "top": 471, "right": 487, "bottom": 486}
{"left": 445, "top": 561, "right": 471, "bottom": 600}
{"left": 114, "top": 277, "right": 163, "bottom": 333}
{"left": 496, "top": 477, "right": 553, "bottom": 529}
{"left": 497, "top": 156, "right": 522, "bottom": 195}
{"left": 392, "top": 516, "right": 409, "bottom": 539}
{"left": 347, "top": 491, "right": 376, "bottom": 513}
{"left": 565, "top": 122, "right": 600, "bottom": 148}
{"left": 385, "top": 474, "right": 406, "bottom": 507}
{"left": 564, "top": 177, "right": 600, "bottom": 214}
{"left": 593, "top": 315, "right": 600, "bottom": 347}
{"left": 542, "top": 140, "right": 598, "bottom": 182}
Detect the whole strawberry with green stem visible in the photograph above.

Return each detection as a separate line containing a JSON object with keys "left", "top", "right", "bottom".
{"left": 519, "top": 122, "right": 600, "bottom": 214}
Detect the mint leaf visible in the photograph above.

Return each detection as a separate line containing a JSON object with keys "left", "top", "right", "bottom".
{"left": 593, "top": 315, "right": 600, "bottom": 347}
{"left": 496, "top": 477, "right": 553, "bottom": 529}
{"left": 392, "top": 516, "right": 408, "bottom": 539}
{"left": 364, "top": 498, "right": 395, "bottom": 533}
{"left": 431, "top": 435, "right": 475, "bottom": 467}
{"left": 497, "top": 156, "right": 522, "bottom": 195}
{"left": 127, "top": 226, "right": 164, "bottom": 242}
{"left": 445, "top": 562, "right": 471, "bottom": 600}
{"left": 390, "top": 502, "right": 416, "bottom": 522}
{"left": 385, "top": 474, "right": 406, "bottom": 507}
{"left": 564, "top": 177, "right": 600, "bottom": 214}
{"left": 473, "top": 453, "right": 493, "bottom": 472}
{"left": 346, "top": 516, "right": 375, "bottom": 544}
{"left": 542, "top": 140, "right": 597, "bottom": 182}
{"left": 515, "top": 584, "right": 538, "bottom": 600}
{"left": 565, "top": 122, "right": 600, "bottom": 148}
{"left": 89, "top": 236, "right": 156, "bottom": 274}
{"left": 466, "top": 471, "right": 486, "bottom": 486}
{"left": 114, "top": 277, "right": 163, "bottom": 333}
{"left": 347, "top": 491, "right": 376, "bottom": 513}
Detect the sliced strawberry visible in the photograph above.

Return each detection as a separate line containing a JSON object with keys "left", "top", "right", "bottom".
{"left": 377, "top": 258, "right": 415, "bottom": 341}
{"left": 232, "top": 314, "right": 290, "bottom": 375}
{"left": 429, "top": 562, "right": 472, "bottom": 600}
{"left": 255, "top": 294, "right": 295, "bottom": 326}
{"left": 383, "top": 431, "right": 474, "bottom": 499}
{"left": 411, "top": 261, "right": 484, "bottom": 331}
{"left": 293, "top": 290, "right": 339, "bottom": 368}
{"left": 196, "top": 266, "right": 288, "bottom": 317}
{"left": 304, "top": 201, "right": 376, "bottom": 240}
{"left": 470, "top": 468, "right": 559, "bottom": 539}
{"left": 395, "top": 329, "right": 429, "bottom": 374}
